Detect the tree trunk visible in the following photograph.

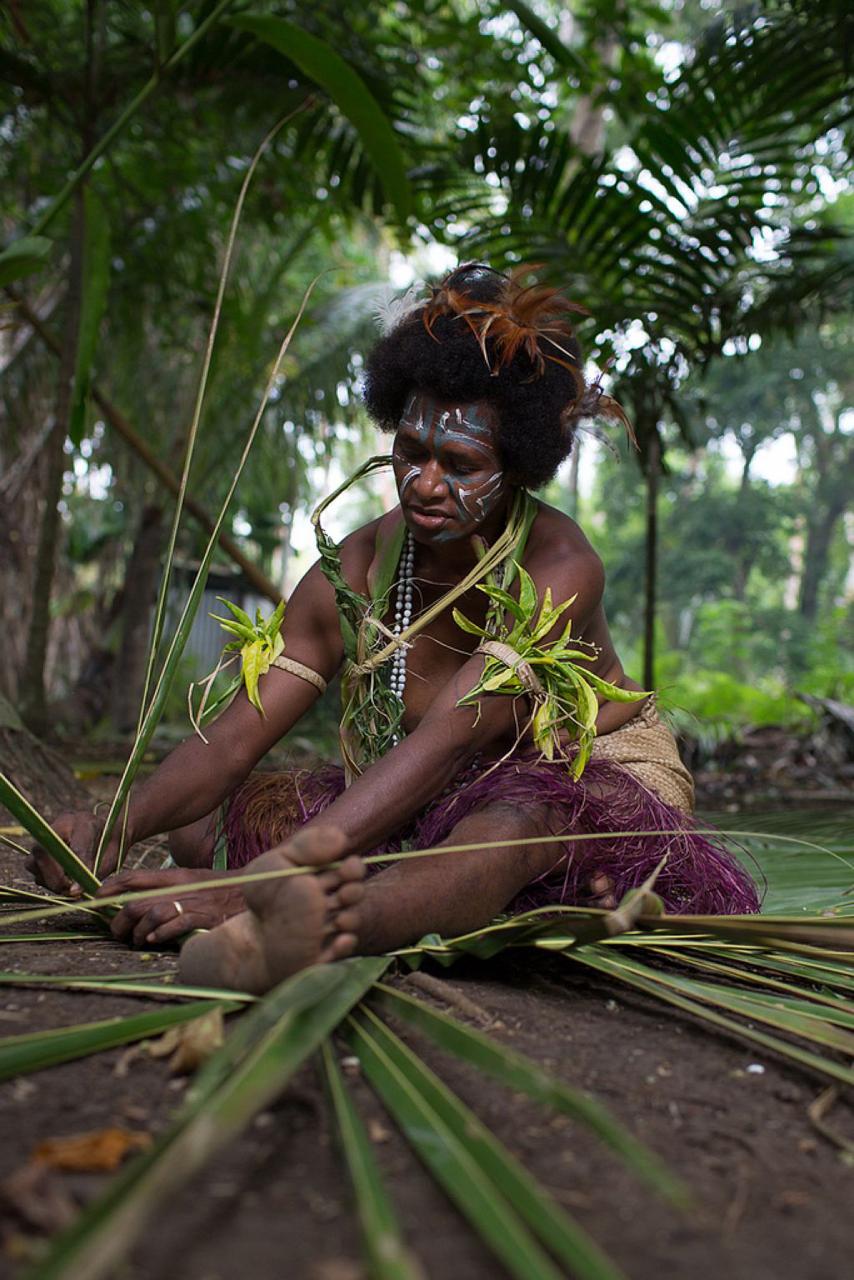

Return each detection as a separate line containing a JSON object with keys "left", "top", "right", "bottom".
{"left": 18, "top": 197, "right": 85, "bottom": 735}
{"left": 111, "top": 503, "right": 167, "bottom": 733}
{"left": 643, "top": 435, "right": 660, "bottom": 691}
{"left": 564, "top": 436, "right": 581, "bottom": 518}
{"left": 727, "top": 442, "right": 752, "bottom": 601}
{"left": 0, "top": 694, "right": 89, "bottom": 819}
{"left": 8, "top": 290, "right": 282, "bottom": 605}
{"left": 798, "top": 493, "right": 848, "bottom": 622}
{"left": 797, "top": 425, "right": 853, "bottom": 623}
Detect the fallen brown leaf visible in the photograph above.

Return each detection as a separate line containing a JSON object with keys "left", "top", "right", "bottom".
{"left": 367, "top": 1119, "right": 391, "bottom": 1144}
{"left": 311, "top": 1260, "right": 363, "bottom": 1280}
{"left": 146, "top": 1007, "right": 225, "bottom": 1074}
{"left": 32, "top": 1127, "right": 151, "bottom": 1173}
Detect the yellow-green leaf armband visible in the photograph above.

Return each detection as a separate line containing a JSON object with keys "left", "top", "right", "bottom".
{"left": 207, "top": 597, "right": 326, "bottom": 718}
{"left": 190, "top": 598, "right": 326, "bottom": 736}
{"left": 454, "top": 572, "right": 649, "bottom": 778}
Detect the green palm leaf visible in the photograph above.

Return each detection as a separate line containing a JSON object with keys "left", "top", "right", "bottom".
{"left": 347, "top": 1005, "right": 623, "bottom": 1280}
{"left": 0, "top": 1000, "right": 237, "bottom": 1082}
{"left": 31, "top": 960, "right": 387, "bottom": 1280}
{"left": 369, "top": 982, "right": 688, "bottom": 1206}
{"left": 322, "top": 1041, "right": 422, "bottom": 1280}
{"left": 230, "top": 15, "right": 413, "bottom": 224}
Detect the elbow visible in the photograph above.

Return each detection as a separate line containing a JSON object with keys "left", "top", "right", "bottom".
{"left": 209, "top": 741, "right": 257, "bottom": 797}
{"left": 444, "top": 736, "right": 475, "bottom": 783}
{"left": 431, "top": 709, "right": 487, "bottom": 781}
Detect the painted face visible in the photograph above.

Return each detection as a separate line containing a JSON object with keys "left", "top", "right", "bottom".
{"left": 392, "top": 392, "right": 508, "bottom": 542}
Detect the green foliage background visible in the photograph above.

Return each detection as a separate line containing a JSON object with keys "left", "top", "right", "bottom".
{"left": 0, "top": 0, "right": 850, "bottom": 742}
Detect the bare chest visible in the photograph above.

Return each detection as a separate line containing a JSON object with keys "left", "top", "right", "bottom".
{"left": 381, "top": 577, "right": 486, "bottom": 730}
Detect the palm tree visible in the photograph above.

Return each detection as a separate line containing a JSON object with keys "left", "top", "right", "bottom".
{"left": 436, "top": 0, "right": 852, "bottom": 681}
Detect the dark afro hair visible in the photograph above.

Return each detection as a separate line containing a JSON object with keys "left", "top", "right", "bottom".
{"left": 362, "top": 264, "right": 586, "bottom": 489}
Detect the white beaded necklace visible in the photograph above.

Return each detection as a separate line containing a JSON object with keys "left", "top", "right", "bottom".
{"left": 389, "top": 531, "right": 415, "bottom": 731}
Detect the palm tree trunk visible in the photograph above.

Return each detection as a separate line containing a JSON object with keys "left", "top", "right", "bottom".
{"left": 798, "top": 495, "right": 847, "bottom": 622}
{"left": 643, "top": 435, "right": 660, "bottom": 691}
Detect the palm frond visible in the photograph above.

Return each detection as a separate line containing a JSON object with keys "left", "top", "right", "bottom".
{"left": 443, "top": 2, "right": 852, "bottom": 353}
{"left": 322, "top": 1041, "right": 421, "bottom": 1280}
{"left": 346, "top": 1004, "right": 624, "bottom": 1280}
{"left": 30, "top": 959, "right": 387, "bottom": 1280}
{"left": 369, "top": 982, "right": 688, "bottom": 1206}
{"left": 0, "top": 1000, "right": 238, "bottom": 1083}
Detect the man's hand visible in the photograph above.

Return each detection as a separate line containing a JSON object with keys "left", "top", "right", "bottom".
{"left": 27, "top": 810, "right": 123, "bottom": 897}
{"left": 96, "top": 868, "right": 245, "bottom": 947}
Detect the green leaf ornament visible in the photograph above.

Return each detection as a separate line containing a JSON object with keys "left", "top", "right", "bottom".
{"left": 456, "top": 563, "right": 649, "bottom": 778}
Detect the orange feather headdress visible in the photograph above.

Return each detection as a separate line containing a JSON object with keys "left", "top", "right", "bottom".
{"left": 420, "top": 264, "right": 635, "bottom": 446}
{"left": 421, "top": 264, "right": 589, "bottom": 380}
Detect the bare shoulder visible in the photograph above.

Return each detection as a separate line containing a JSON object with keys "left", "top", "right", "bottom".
{"left": 523, "top": 499, "right": 605, "bottom": 599}
{"left": 290, "top": 513, "right": 385, "bottom": 608}
{"left": 284, "top": 512, "right": 384, "bottom": 627}
{"left": 281, "top": 514, "right": 385, "bottom": 670}
{"left": 337, "top": 513, "right": 386, "bottom": 593}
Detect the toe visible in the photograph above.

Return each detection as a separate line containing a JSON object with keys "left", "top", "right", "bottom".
{"left": 285, "top": 825, "right": 348, "bottom": 868}
{"left": 331, "top": 881, "right": 364, "bottom": 909}
{"left": 319, "top": 932, "right": 357, "bottom": 963}
{"left": 333, "top": 907, "right": 361, "bottom": 934}
{"left": 338, "top": 854, "right": 365, "bottom": 883}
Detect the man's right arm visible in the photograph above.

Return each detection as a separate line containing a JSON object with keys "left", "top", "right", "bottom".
{"left": 31, "top": 554, "right": 349, "bottom": 887}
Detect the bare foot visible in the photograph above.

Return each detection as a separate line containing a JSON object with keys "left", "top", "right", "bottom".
{"left": 589, "top": 873, "right": 617, "bottom": 910}
{"left": 178, "top": 826, "right": 364, "bottom": 994}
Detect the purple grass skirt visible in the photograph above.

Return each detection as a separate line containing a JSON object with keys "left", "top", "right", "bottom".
{"left": 222, "top": 741, "right": 761, "bottom": 918}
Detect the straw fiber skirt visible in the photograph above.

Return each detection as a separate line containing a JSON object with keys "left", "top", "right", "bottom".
{"left": 222, "top": 702, "right": 759, "bottom": 916}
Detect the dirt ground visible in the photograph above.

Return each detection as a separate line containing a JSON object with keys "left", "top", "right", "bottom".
{"left": 1, "top": 833, "right": 852, "bottom": 1280}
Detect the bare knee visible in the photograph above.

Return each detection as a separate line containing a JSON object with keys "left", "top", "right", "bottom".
{"left": 478, "top": 802, "right": 562, "bottom": 874}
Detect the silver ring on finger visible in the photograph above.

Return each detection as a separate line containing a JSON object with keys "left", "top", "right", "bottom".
{"left": 173, "top": 900, "right": 184, "bottom": 916}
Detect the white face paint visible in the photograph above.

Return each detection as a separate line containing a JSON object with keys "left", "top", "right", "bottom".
{"left": 392, "top": 394, "right": 507, "bottom": 541}
{"left": 398, "top": 463, "right": 422, "bottom": 501}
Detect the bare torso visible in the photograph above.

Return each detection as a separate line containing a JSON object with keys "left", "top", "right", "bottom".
{"left": 332, "top": 497, "right": 643, "bottom": 750}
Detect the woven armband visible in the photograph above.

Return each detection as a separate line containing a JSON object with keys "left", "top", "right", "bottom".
{"left": 476, "top": 640, "right": 543, "bottom": 696}
{"left": 271, "top": 655, "right": 327, "bottom": 694}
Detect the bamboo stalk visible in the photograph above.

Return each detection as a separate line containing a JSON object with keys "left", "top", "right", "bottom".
{"left": 0, "top": 970, "right": 256, "bottom": 1003}
{"left": 3, "top": 826, "right": 852, "bottom": 940}
{"left": 132, "top": 109, "right": 306, "bottom": 758}
{"left": 103, "top": 107, "right": 309, "bottom": 871}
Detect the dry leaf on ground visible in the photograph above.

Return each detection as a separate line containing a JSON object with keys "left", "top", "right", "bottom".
{"left": 145, "top": 1007, "right": 226, "bottom": 1073}
{"left": 32, "top": 1127, "right": 151, "bottom": 1173}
